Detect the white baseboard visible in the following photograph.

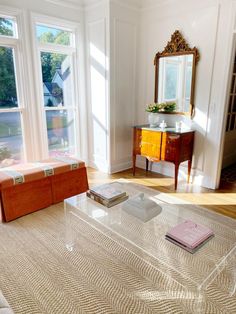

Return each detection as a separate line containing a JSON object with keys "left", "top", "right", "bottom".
{"left": 110, "top": 160, "right": 132, "bottom": 174}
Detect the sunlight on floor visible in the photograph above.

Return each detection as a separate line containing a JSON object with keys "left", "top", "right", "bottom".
{"left": 87, "top": 167, "right": 236, "bottom": 219}
{"left": 166, "top": 193, "right": 236, "bottom": 205}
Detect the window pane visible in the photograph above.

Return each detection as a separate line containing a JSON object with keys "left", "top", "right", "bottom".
{"left": 36, "top": 24, "right": 71, "bottom": 46}
{"left": 0, "top": 112, "right": 23, "bottom": 167}
{"left": 46, "top": 110, "right": 75, "bottom": 157}
{"left": 0, "top": 47, "right": 18, "bottom": 108}
{"left": 164, "top": 63, "right": 178, "bottom": 100}
{"left": 0, "top": 17, "right": 16, "bottom": 37}
{"left": 41, "top": 52, "right": 73, "bottom": 107}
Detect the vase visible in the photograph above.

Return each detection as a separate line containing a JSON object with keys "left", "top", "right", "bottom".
{"left": 148, "top": 113, "right": 159, "bottom": 127}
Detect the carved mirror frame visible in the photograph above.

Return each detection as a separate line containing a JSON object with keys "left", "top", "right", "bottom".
{"left": 154, "top": 30, "right": 200, "bottom": 117}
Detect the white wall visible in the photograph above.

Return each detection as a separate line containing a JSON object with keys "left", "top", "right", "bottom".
{"left": 135, "top": 0, "right": 236, "bottom": 189}
{"left": 85, "top": 1, "right": 110, "bottom": 172}
{"left": 109, "top": 1, "right": 139, "bottom": 173}
{"left": 85, "top": 0, "right": 139, "bottom": 173}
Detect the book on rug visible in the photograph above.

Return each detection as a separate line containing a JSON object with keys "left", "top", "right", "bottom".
{"left": 89, "top": 182, "right": 127, "bottom": 202}
{"left": 165, "top": 220, "right": 214, "bottom": 253}
{"left": 86, "top": 190, "right": 129, "bottom": 208}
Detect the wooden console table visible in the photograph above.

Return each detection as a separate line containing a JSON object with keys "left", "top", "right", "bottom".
{"left": 133, "top": 125, "right": 195, "bottom": 189}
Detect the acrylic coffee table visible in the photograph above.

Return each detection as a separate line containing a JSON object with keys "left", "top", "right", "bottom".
{"left": 64, "top": 181, "right": 236, "bottom": 310}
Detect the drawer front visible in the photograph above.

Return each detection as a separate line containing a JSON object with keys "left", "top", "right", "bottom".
{"left": 133, "top": 128, "right": 162, "bottom": 159}
{"left": 141, "top": 143, "right": 160, "bottom": 158}
{"left": 140, "top": 130, "right": 161, "bottom": 158}
{"left": 141, "top": 130, "right": 161, "bottom": 143}
{"left": 161, "top": 133, "right": 180, "bottom": 161}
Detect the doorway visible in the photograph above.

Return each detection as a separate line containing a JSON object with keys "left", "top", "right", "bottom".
{"left": 220, "top": 45, "right": 236, "bottom": 187}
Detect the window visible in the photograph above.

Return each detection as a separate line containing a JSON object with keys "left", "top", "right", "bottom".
{"left": 35, "top": 21, "right": 78, "bottom": 158}
{"left": 36, "top": 24, "right": 72, "bottom": 46}
{"left": 0, "top": 15, "right": 25, "bottom": 167}
{"left": 0, "top": 16, "right": 17, "bottom": 37}
{"left": 159, "top": 55, "right": 193, "bottom": 112}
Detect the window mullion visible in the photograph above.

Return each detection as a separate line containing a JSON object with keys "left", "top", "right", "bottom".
{"left": 38, "top": 43, "right": 75, "bottom": 55}
{"left": 0, "top": 36, "right": 18, "bottom": 46}
{"left": 0, "top": 108, "right": 22, "bottom": 113}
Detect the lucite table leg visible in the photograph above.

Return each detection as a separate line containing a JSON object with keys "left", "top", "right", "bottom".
{"left": 132, "top": 154, "right": 136, "bottom": 176}
{"left": 228, "top": 254, "right": 236, "bottom": 297}
{"left": 64, "top": 204, "right": 75, "bottom": 252}
{"left": 188, "top": 287, "right": 205, "bottom": 314}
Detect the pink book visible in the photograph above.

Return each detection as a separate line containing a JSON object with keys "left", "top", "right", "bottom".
{"left": 166, "top": 220, "right": 214, "bottom": 249}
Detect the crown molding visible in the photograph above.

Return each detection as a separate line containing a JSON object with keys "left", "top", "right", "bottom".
{"left": 110, "top": 0, "right": 141, "bottom": 11}
{"left": 45, "top": 0, "right": 84, "bottom": 10}
{"left": 44, "top": 0, "right": 179, "bottom": 11}
{"left": 139, "top": 0, "right": 176, "bottom": 11}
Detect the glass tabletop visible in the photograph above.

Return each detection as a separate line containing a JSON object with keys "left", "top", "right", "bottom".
{"left": 64, "top": 181, "right": 236, "bottom": 292}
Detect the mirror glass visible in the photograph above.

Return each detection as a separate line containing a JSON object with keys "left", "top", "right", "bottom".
{"left": 158, "top": 54, "right": 193, "bottom": 113}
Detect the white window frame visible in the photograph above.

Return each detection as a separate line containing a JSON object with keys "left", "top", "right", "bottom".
{"left": 0, "top": 7, "right": 30, "bottom": 163}
{"left": 31, "top": 13, "right": 81, "bottom": 159}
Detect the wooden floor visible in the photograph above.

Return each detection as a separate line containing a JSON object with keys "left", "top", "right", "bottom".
{"left": 87, "top": 167, "right": 236, "bottom": 219}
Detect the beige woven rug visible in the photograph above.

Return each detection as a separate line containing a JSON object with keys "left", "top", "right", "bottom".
{"left": 0, "top": 188, "right": 236, "bottom": 314}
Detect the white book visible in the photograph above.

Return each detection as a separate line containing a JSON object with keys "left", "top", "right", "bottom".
{"left": 90, "top": 182, "right": 126, "bottom": 201}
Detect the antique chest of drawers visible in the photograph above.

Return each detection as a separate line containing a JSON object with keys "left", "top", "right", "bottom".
{"left": 133, "top": 125, "right": 195, "bottom": 189}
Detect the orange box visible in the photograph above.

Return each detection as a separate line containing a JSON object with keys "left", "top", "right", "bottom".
{"left": 0, "top": 158, "right": 89, "bottom": 222}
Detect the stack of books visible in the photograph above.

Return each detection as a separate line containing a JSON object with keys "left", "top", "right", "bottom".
{"left": 165, "top": 220, "right": 214, "bottom": 253}
{"left": 86, "top": 182, "right": 128, "bottom": 208}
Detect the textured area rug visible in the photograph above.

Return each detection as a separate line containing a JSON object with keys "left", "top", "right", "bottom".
{"left": 0, "top": 189, "right": 236, "bottom": 313}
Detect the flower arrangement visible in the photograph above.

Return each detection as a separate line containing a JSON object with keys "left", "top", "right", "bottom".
{"left": 145, "top": 102, "right": 176, "bottom": 113}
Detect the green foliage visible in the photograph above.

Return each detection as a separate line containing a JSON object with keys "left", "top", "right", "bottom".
{"left": 145, "top": 102, "right": 176, "bottom": 113}
{"left": 0, "top": 23, "right": 68, "bottom": 108}
{"left": 0, "top": 18, "right": 13, "bottom": 36}
{"left": 54, "top": 31, "right": 70, "bottom": 45}
{"left": 0, "top": 147, "right": 11, "bottom": 161}
{"left": 39, "top": 31, "right": 55, "bottom": 44}
{"left": 41, "top": 51, "right": 66, "bottom": 83}
{"left": 0, "top": 19, "right": 17, "bottom": 108}
{"left": 41, "top": 52, "right": 53, "bottom": 82}
{"left": 39, "top": 30, "right": 68, "bottom": 83}
{"left": 52, "top": 85, "right": 63, "bottom": 104}
{"left": 38, "top": 30, "right": 70, "bottom": 46}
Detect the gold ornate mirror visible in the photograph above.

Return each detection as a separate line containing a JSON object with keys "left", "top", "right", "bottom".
{"left": 154, "top": 30, "right": 200, "bottom": 116}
